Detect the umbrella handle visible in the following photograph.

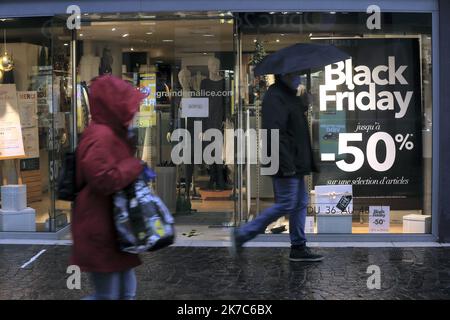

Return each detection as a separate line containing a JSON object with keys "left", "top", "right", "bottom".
{"left": 306, "top": 70, "right": 311, "bottom": 92}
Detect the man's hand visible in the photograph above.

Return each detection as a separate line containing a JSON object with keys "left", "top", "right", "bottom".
{"left": 297, "top": 84, "right": 306, "bottom": 96}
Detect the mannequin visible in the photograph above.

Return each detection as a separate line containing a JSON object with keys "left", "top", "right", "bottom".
{"left": 79, "top": 41, "right": 100, "bottom": 83}
{"left": 207, "top": 57, "right": 223, "bottom": 81}
{"left": 200, "top": 57, "right": 230, "bottom": 190}
{"left": 169, "top": 68, "right": 191, "bottom": 132}
{"left": 99, "top": 47, "right": 113, "bottom": 75}
{"left": 191, "top": 70, "right": 206, "bottom": 92}
{"left": 76, "top": 81, "right": 90, "bottom": 135}
{"left": 175, "top": 67, "right": 201, "bottom": 201}
{"left": 178, "top": 67, "right": 191, "bottom": 97}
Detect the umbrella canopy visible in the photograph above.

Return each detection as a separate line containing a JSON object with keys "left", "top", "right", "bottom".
{"left": 254, "top": 43, "right": 350, "bottom": 76}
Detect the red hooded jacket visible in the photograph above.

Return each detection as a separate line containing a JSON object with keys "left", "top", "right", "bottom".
{"left": 70, "top": 76, "right": 145, "bottom": 272}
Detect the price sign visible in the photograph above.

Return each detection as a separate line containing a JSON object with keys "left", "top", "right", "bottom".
{"left": 314, "top": 38, "right": 423, "bottom": 209}
{"left": 320, "top": 132, "right": 414, "bottom": 173}
{"left": 133, "top": 111, "right": 155, "bottom": 128}
{"left": 369, "top": 206, "right": 390, "bottom": 233}
{"left": 181, "top": 98, "right": 209, "bottom": 118}
{"left": 0, "top": 84, "right": 25, "bottom": 159}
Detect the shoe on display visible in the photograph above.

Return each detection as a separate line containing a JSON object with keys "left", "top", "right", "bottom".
{"left": 289, "top": 246, "right": 324, "bottom": 262}
{"left": 229, "top": 228, "right": 244, "bottom": 258}
{"left": 271, "top": 225, "right": 287, "bottom": 234}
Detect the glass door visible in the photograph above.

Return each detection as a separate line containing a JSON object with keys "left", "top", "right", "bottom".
{"left": 237, "top": 11, "right": 433, "bottom": 236}
{"left": 75, "top": 12, "right": 237, "bottom": 241}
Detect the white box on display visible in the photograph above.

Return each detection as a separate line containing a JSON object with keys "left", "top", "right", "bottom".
{"left": 314, "top": 185, "right": 353, "bottom": 233}
{"left": 403, "top": 214, "right": 431, "bottom": 233}
{"left": 0, "top": 207, "right": 36, "bottom": 232}
{"left": 314, "top": 185, "right": 353, "bottom": 214}
{"left": 1, "top": 184, "right": 27, "bottom": 211}
{"left": 317, "top": 214, "right": 353, "bottom": 234}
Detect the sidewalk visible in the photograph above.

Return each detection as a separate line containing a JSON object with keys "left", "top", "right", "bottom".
{"left": 1, "top": 245, "right": 450, "bottom": 300}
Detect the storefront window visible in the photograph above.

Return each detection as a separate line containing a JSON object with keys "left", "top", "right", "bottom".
{"left": 0, "top": 17, "right": 73, "bottom": 232}
{"left": 0, "top": 10, "right": 434, "bottom": 239}
{"left": 240, "top": 12, "right": 433, "bottom": 235}
{"left": 75, "top": 12, "right": 236, "bottom": 239}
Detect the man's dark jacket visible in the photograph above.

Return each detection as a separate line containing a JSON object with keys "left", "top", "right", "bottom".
{"left": 262, "top": 80, "right": 317, "bottom": 177}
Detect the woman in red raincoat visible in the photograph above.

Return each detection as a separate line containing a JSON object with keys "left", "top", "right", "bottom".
{"left": 71, "top": 75, "right": 145, "bottom": 300}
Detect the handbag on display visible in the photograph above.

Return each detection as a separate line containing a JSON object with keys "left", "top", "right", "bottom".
{"left": 113, "top": 174, "right": 175, "bottom": 254}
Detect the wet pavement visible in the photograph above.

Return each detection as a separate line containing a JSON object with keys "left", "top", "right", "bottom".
{"left": 1, "top": 245, "right": 450, "bottom": 300}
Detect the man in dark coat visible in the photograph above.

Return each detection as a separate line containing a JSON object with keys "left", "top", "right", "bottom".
{"left": 231, "top": 73, "right": 324, "bottom": 262}
{"left": 71, "top": 75, "right": 145, "bottom": 299}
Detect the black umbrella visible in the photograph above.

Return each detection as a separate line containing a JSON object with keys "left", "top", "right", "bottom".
{"left": 254, "top": 43, "right": 350, "bottom": 76}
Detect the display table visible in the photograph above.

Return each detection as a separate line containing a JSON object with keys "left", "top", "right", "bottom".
{"left": 0, "top": 184, "right": 36, "bottom": 231}
{"left": 0, "top": 207, "right": 36, "bottom": 232}
{"left": 317, "top": 214, "right": 353, "bottom": 234}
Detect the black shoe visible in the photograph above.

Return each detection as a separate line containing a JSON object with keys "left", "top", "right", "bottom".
{"left": 271, "top": 225, "right": 287, "bottom": 234}
{"left": 289, "top": 246, "right": 324, "bottom": 262}
{"left": 229, "top": 228, "right": 244, "bottom": 258}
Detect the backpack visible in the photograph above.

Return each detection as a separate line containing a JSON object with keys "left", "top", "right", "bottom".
{"left": 113, "top": 174, "right": 175, "bottom": 253}
{"left": 56, "top": 151, "right": 78, "bottom": 201}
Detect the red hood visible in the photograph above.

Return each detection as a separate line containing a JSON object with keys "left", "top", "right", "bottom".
{"left": 89, "top": 75, "right": 145, "bottom": 130}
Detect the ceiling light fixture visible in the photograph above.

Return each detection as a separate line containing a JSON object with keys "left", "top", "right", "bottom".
{"left": 112, "top": 28, "right": 116, "bottom": 31}
{"left": 162, "top": 39, "right": 173, "bottom": 42}
{"left": 310, "top": 35, "right": 362, "bottom": 40}
{"left": 146, "top": 32, "right": 153, "bottom": 35}
{"left": 122, "top": 33, "right": 129, "bottom": 38}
